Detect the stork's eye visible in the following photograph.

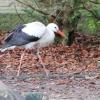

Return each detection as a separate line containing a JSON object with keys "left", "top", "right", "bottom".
{"left": 54, "top": 27, "right": 57, "bottom": 29}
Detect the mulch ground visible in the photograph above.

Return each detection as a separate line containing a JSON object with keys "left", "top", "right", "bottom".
{"left": 0, "top": 31, "right": 100, "bottom": 100}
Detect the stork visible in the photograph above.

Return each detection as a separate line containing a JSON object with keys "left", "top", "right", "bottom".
{"left": 0, "top": 21, "right": 65, "bottom": 76}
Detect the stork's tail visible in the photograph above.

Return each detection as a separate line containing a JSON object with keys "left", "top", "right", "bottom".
{"left": 0, "top": 47, "right": 8, "bottom": 52}
{"left": 0, "top": 44, "right": 16, "bottom": 52}
{"left": 0, "top": 45, "right": 8, "bottom": 52}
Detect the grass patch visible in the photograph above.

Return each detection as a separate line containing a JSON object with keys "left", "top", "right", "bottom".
{"left": 0, "top": 14, "right": 36, "bottom": 31}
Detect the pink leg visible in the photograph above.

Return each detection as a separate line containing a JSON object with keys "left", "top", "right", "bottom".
{"left": 37, "top": 49, "right": 49, "bottom": 77}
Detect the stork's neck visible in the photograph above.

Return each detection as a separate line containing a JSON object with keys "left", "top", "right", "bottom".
{"left": 46, "top": 26, "right": 50, "bottom": 30}
{"left": 46, "top": 27, "right": 54, "bottom": 35}
{"left": 46, "top": 26, "right": 54, "bottom": 34}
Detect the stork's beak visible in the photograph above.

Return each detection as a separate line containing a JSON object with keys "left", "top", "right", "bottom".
{"left": 57, "top": 30, "right": 66, "bottom": 38}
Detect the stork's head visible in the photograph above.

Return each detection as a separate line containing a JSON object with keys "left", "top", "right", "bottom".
{"left": 47, "top": 23, "right": 65, "bottom": 38}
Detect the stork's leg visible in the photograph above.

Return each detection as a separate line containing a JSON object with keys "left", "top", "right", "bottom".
{"left": 37, "top": 49, "right": 49, "bottom": 77}
{"left": 17, "top": 50, "right": 25, "bottom": 77}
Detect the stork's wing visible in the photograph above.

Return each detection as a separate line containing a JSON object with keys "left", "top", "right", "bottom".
{"left": 3, "top": 24, "right": 41, "bottom": 47}
{"left": 3, "top": 22, "right": 46, "bottom": 48}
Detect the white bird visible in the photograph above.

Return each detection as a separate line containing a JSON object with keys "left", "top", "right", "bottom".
{"left": 0, "top": 21, "right": 65, "bottom": 76}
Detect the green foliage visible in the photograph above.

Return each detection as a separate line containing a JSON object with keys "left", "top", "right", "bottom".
{"left": 70, "top": 0, "right": 100, "bottom": 35}
{"left": 77, "top": 8, "right": 100, "bottom": 35}
{"left": 84, "top": 17, "right": 96, "bottom": 34}
{"left": 88, "top": 17, "right": 96, "bottom": 32}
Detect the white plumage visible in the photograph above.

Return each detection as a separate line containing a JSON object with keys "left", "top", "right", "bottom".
{"left": 22, "top": 22, "right": 46, "bottom": 37}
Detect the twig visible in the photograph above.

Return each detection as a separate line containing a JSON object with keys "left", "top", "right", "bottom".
{"left": 16, "top": 0, "right": 49, "bottom": 15}
{"left": 54, "top": 2, "right": 67, "bottom": 22}
{"left": 13, "top": 1, "right": 25, "bottom": 23}
{"left": 5, "top": 52, "right": 11, "bottom": 73}
{"left": 81, "top": 0, "right": 100, "bottom": 20}
{"left": 89, "top": 0, "right": 100, "bottom": 4}
{"left": 34, "top": 0, "right": 40, "bottom": 9}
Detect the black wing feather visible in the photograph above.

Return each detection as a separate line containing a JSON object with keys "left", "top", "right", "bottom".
{"left": 5, "top": 24, "right": 25, "bottom": 42}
